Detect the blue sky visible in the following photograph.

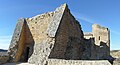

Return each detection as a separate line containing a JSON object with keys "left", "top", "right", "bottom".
{"left": 0, "top": 0, "right": 120, "bottom": 50}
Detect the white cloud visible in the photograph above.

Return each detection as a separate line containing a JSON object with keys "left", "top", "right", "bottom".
{"left": 72, "top": 11, "right": 120, "bottom": 36}
{"left": 75, "top": 16, "right": 95, "bottom": 24}
{"left": 71, "top": 11, "right": 96, "bottom": 24}
{"left": 0, "top": 35, "right": 12, "bottom": 50}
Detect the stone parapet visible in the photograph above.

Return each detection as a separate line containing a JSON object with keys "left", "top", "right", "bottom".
{"left": 47, "top": 59, "right": 111, "bottom": 65}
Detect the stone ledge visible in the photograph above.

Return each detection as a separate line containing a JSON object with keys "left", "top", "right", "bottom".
{"left": 47, "top": 59, "right": 111, "bottom": 65}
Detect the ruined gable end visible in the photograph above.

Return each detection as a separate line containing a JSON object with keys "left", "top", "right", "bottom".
{"left": 8, "top": 18, "right": 26, "bottom": 62}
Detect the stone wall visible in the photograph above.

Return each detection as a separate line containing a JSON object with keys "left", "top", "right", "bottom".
{"left": 82, "top": 38, "right": 97, "bottom": 60}
{"left": 25, "top": 12, "right": 54, "bottom": 44}
{"left": 92, "top": 24, "right": 110, "bottom": 59}
{"left": 26, "top": 12, "right": 55, "bottom": 65}
{"left": 92, "top": 24, "right": 110, "bottom": 47}
{"left": 27, "top": 4, "right": 67, "bottom": 65}
{"left": 7, "top": 3, "right": 111, "bottom": 65}
{"left": 49, "top": 4, "right": 84, "bottom": 60}
{"left": 83, "top": 24, "right": 110, "bottom": 60}
{"left": 47, "top": 59, "right": 111, "bottom": 65}
{"left": 8, "top": 18, "right": 26, "bottom": 62}
{"left": 15, "top": 20, "right": 26, "bottom": 62}
{"left": 84, "top": 32, "right": 93, "bottom": 39}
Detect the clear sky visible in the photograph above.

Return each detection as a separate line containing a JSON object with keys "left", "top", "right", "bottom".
{"left": 0, "top": 0, "right": 120, "bottom": 50}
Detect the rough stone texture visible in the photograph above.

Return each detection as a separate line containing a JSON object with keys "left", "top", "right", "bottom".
{"left": 47, "top": 59, "right": 111, "bottom": 65}
{"left": 82, "top": 38, "right": 96, "bottom": 60}
{"left": 84, "top": 24, "right": 110, "bottom": 60}
{"left": 84, "top": 32, "right": 93, "bottom": 39}
{"left": 92, "top": 24, "right": 110, "bottom": 47}
{"left": 49, "top": 4, "right": 84, "bottom": 60}
{"left": 27, "top": 4, "right": 68, "bottom": 65}
{"left": 27, "top": 3, "right": 84, "bottom": 64}
{"left": 0, "top": 52, "right": 9, "bottom": 64}
{"left": 8, "top": 18, "right": 26, "bottom": 62}
{"left": 7, "top": 4, "right": 70, "bottom": 65}
{"left": 92, "top": 24, "right": 110, "bottom": 59}
{"left": 46, "top": 4, "right": 67, "bottom": 37}
{"left": 7, "top": 3, "right": 111, "bottom": 65}
{"left": 110, "top": 50, "right": 120, "bottom": 58}
{"left": 28, "top": 38, "right": 55, "bottom": 65}
{"left": 25, "top": 11, "right": 55, "bottom": 65}
{"left": 113, "top": 58, "right": 120, "bottom": 65}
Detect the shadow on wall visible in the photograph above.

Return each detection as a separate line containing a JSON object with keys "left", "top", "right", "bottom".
{"left": 95, "top": 41, "right": 114, "bottom": 61}
{"left": 99, "top": 42, "right": 116, "bottom": 64}
{"left": 48, "top": 22, "right": 84, "bottom": 60}
{"left": 83, "top": 38, "right": 115, "bottom": 64}
{"left": 49, "top": 36, "right": 115, "bottom": 64}
{"left": 19, "top": 21, "right": 35, "bottom": 62}
{"left": 97, "top": 41, "right": 110, "bottom": 60}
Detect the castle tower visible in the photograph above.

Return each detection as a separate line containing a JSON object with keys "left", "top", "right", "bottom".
{"left": 92, "top": 24, "right": 110, "bottom": 59}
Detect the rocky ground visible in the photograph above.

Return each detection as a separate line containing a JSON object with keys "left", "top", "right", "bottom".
{"left": 110, "top": 50, "right": 120, "bottom": 58}
{"left": 0, "top": 50, "right": 9, "bottom": 64}
{"left": 0, "top": 49, "right": 120, "bottom": 65}
{"left": 0, "top": 49, "right": 35, "bottom": 65}
{"left": 110, "top": 50, "right": 120, "bottom": 65}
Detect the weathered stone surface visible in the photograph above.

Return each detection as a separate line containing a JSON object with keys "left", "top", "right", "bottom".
{"left": 92, "top": 24, "right": 110, "bottom": 47}
{"left": 28, "top": 38, "right": 55, "bottom": 65}
{"left": 0, "top": 52, "right": 9, "bottom": 64}
{"left": 92, "top": 24, "right": 110, "bottom": 59}
{"left": 48, "top": 4, "right": 84, "bottom": 60}
{"left": 47, "top": 59, "right": 111, "bottom": 65}
{"left": 46, "top": 3, "right": 67, "bottom": 37}
{"left": 113, "top": 58, "right": 120, "bottom": 65}
{"left": 6, "top": 3, "right": 111, "bottom": 65}
{"left": 27, "top": 3, "right": 84, "bottom": 64}
{"left": 8, "top": 18, "right": 25, "bottom": 49}
{"left": 110, "top": 50, "right": 120, "bottom": 58}
{"left": 84, "top": 32, "right": 93, "bottom": 39}
{"left": 25, "top": 12, "right": 54, "bottom": 64}
{"left": 84, "top": 24, "right": 110, "bottom": 60}
{"left": 8, "top": 18, "right": 26, "bottom": 62}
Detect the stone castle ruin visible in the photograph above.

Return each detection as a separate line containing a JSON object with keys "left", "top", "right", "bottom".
{"left": 83, "top": 24, "right": 110, "bottom": 60}
{"left": 6, "top": 4, "right": 111, "bottom": 65}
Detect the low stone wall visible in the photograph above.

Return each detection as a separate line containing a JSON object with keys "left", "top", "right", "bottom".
{"left": 47, "top": 59, "right": 111, "bottom": 65}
